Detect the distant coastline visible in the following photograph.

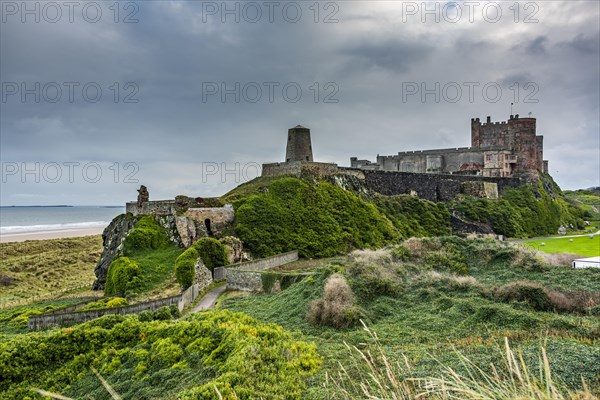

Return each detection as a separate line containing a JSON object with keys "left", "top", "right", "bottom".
{"left": 0, "top": 205, "right": 124, "bottom": 243}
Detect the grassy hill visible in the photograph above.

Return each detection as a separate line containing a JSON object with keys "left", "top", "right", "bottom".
{"left": 0, "top": 236, "right": 102, "bottom": 306}
{"left": 221, "top": 237, "right": 600, "bottom": 399}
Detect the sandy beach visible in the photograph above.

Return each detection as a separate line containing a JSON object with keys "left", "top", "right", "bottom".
{"left": 0, "top": 227, "right": 105, "bottom": 243}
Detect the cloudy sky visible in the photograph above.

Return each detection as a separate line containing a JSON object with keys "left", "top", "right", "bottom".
{"left": 1, "top": 0, "right": 599, "bottom": 205}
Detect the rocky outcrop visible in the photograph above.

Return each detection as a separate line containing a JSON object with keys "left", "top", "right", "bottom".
{"left": 220, "top": 236, "right": 244, "bottom": 264}
{"left": 155, "top": 214, "right": 183, "bottom": 247}
{"left": 450, "top": 212, "right": 494, "bottom": 236}
{"left": 92, "top": 214, "right": 138, "bottom": 290}
{"left": 194, "top": 258, "right": 213, "bottom": 293}
{"left": 92, "top": 213, "right": 183, "bottom": 290}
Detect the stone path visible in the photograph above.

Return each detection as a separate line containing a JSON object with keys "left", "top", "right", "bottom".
{"left": 191, "top": 285, "right": 227, "bottom": 313}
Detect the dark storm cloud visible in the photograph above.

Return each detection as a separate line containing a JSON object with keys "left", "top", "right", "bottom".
{"left": 1, "top": 1, "right": 599, "bottom": 205}
{"left": 341, "top": 39, "right": 434, "bottom": 73}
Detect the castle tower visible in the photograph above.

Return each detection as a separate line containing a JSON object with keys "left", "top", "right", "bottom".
{"left": 285, "top": 125, "right": 313, "bottom": 162}
{"left": 507, "top": 115, "right": 537, "bottom": 172}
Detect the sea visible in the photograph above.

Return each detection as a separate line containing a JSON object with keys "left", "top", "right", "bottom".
{"left": 0, "top": 206, "right": 125, "bottom": 235}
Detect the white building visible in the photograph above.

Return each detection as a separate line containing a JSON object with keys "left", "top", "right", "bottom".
{"left": 572, "top": 256, "right": 600, "bottom": 269}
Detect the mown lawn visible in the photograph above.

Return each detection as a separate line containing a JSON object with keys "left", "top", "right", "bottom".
{"left": 521, "top": 235, "right": 600, "bottom": 256}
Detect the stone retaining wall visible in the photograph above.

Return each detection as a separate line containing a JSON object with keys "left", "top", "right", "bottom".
{"left": 227, "top": 251, "right": 298, "bottom": 272}
{"left": 29, "top": 283, "right": 200, "bottom": 331}
{"left": 225, "top": 251, "right": 299, "bottom": 291}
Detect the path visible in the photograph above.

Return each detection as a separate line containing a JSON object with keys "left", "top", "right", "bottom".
{"left": 191, "top": 284, "right": 227, "bottom": 313}
{"left": 513, "top": 230, "right": 599, "bottom": 243}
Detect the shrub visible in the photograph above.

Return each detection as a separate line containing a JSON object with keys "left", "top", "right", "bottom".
{"left": 175, "top": 247, "right": 198, "bottom": 289}
{"left": 423, "top": 250, "right": 468, "bottom": 275}
{"left": 495, "top": 281, "right": 553, "bottom": 311}
{"left": 192, "top": 237, "right": 228, "bottom": 271}
{"left": 82, "top": 297, "right": 129, "bottom": 311}
{"left": 105, "top": 257, "right": 141, "bottom": 297}
{"left": 390, "top": 244, "right": 411, "bottom": 261}
{"left": 307, "top": 273, "right": 360, "bottom": 328}
{"left": 123, "top": 216, "right": 169, "bottom": 254}
{"left": 106, "top": 297, "right": 128, "bottom": 308}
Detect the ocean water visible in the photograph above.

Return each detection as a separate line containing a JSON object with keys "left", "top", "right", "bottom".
{"left": 0, "top": 206, "right": 125, "bottom": 234}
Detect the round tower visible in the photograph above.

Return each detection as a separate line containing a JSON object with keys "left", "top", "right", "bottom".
{"left": 285, "top": 125, "right": 313, "bottom": 162}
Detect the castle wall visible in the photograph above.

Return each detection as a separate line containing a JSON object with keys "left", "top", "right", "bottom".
{"left": 472, "top": 116, "right": 509, "bottom": 148}
{"left": 363, "top": 170, "right": 520, "bottom": 202}
{"left": 508, "top": 117, "right": 537, "bottom": 171}
{"left": 536, "top": 136, "right": 544, "bottom": 171}
{"left": 376, "top": 147, "right": 486, "bottom": 174}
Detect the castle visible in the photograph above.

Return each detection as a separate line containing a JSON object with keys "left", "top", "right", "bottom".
{"left": 350, "top": 115, "right": 548, "bottom": 177}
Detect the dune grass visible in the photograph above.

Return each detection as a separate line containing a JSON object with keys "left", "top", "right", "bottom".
{"left": 0, "top": 236, "right": 102, "bottom": 305}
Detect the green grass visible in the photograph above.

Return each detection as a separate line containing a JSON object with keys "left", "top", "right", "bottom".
{"left": 520, "top": 235, "right": 600, "bottom": 257}
{"left": 0, "top": 236, "right": 102, "bottom": 305}
{"left": 0, "top": 310, "right": 321, "bottom": 400}
{"left": 0, "top": 297, "right": 97, "bottom": 336}
{"left": 125, "top": 246, "right": 183, "bottom": 296}
{"left": 220, "top": 239, "right": 600, "bottom": 399}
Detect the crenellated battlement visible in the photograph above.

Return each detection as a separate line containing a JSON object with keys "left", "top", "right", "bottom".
{"left": 355, "top": 115, "right": 546, "bottom": 178}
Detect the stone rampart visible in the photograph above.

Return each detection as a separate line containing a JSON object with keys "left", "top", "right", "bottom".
{"left": 363, "top": 170, "right": 520, "bottom": 202}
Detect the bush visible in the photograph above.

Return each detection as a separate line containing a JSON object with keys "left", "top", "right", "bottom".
{"left": 105, "top": 257, "right": 141, "bottom": 297}
{"left": 123, "top": 216, "right": 169, "bottom": 254}
{"left": 0, "top": 310, "right": 321, "bottom": 399}
{"left": 423, "top": 251, "right": 468, "bottom": 275}
{"left": 175, "top": 247, "right": 198, "bottom": 289}
{"left": 391, "top": 244, "right": 411, "bottom": 261}
{"left": 495, "top": 281, "right": 553, "bottom": 311}
{"left": 192, "top": 237, "right": 228, "bottom": 271}
{"left": 81, "top": 297, "right": 129, "bottom": 311}
{"left": 307, "top": 273, "right": 361, "bottom": 328}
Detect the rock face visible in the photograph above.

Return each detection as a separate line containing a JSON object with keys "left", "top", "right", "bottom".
{"left": 155, "top": 214, "right": 183, "bottom": 247}
{"left": 220, "top": 236, "right": 244, "bottom": 264}
{"left": 92, "top": 213, "right": 183, "bottom": 290}
{"left": 92, "top": 214, "right": 138, "bottom": 290}
{"left": 450, "top": 212, "right": 494, "bottom": 236}
{"left": 194, "top": 258, "right": 213, "bottom": 292}
{"left": 176, "top": 216, "right": 205, "bottom": 248}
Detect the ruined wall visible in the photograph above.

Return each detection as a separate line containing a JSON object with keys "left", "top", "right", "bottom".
{"left": 363, "top": 170, "right": 520, "bottom": 202}
{"left": 261, "top": 161, "right": 339, "bottom": 178}
{"left": 126, "top": 200, "right": 176, "bottom": 216}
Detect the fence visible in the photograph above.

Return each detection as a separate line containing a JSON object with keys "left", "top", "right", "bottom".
{"left": 28, "top": 283, "right": 200, "bottom": 331}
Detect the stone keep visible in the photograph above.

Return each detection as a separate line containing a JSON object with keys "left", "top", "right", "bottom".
{"left": 285, "top": 125, "right": 313, "bottom": 162}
